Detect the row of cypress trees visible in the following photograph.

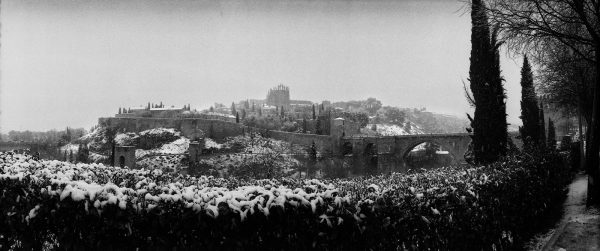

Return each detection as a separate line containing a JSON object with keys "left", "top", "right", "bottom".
{"left": 467, "top": 0, "right": 557, "bottom": 164}
{"left": 519, "top": 56, "right": 557, "bottom": 149}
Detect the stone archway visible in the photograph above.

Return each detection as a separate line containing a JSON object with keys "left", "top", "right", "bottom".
{"left": 401, "top": 140, "right": 457, "bottom": 168}
{"left": 363, "top": 143, "right": 378, "bottom": 172}
{"left": 342, "top": 142, "right": 353, "bottom": 156}
{"left": 119, "top": 156, "right": 126, "bottom": 167}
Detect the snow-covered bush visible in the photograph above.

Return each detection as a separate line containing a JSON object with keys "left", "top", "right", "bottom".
{"left": 0, "top": 150, "right": 571, "bottom": 250}
{"left": 204, "top": 138, "right": 222, "bottom": 150}
{"left": 80, "top": 127, "right": 187, "bottom": 155}
{"left": 135, "top": 137, "right": 190, "bottom": 171}
{"left": 136, "top": 128, "right": 182, "bottom": 150}
{"left": 197, "top": 134, "right": 299, "bottom": 178}
{"left": 114, "top": 132, "right": 138, "bottom": 146}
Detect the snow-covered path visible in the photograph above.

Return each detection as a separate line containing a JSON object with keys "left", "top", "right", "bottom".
{"left": 541, "top": 173, "right": 600, "bottom": 251}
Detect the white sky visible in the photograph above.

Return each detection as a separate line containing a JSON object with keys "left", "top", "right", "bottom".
{"left": 0, "top": 0, "right": 523, "bottom": 131}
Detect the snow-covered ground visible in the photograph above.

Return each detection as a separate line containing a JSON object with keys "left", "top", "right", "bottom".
{"left": 136, "top": 138, "right": 190, "bottom": 159}
{"left": 136, "top": 137, "right": 190, "bottom": 171}
{"left": 204, "top": 138, "right": 223, "bottom": 149}
{"left": 139, "top": 128, "right": 181, "bottom": 138}
{"left": 89, "top": 152, "right": 108, "bottom": 163}
{"left": 60, "top": 143, "right": 79, "bottom": 153}
{"left": 198, "top": 135, "right": 300, "bottom": 176}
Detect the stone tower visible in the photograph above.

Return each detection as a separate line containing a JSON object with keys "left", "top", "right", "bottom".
{"left": 188, "top": 140, "right": 204, "bottom": 163}
{"left": 114, "top": 146, "right": 136, "bottom": 169}
{"left": 330, "top": 118, "right": 346, "bottom": 153}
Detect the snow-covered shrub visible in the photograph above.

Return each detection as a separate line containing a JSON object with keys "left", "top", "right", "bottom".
{"left": 0, "top": 150, "right": 571, "bottom": 250}
{"left": 280, "top": 121, "right": 299, "bottom": 132}
{"left": 135, "top": 137, "right": 190, "bottom": 171}
{"left": 137, "top": 128, "right": 182, "bottom": 150}
{"left": 114, "top": 132, "right": 138, "bottom": 146}
{"left": 203, "top": 138, "right": 222, "bottom": 150}
{"left": 197, "top": 134, "right": 299, "bottom": 178}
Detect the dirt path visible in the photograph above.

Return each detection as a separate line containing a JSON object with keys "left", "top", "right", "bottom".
{"left": 541, "top": 173, "right": 600, "bottom": 251}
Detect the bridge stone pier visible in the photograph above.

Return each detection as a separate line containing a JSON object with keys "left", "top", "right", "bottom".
{"left": 340, "top": 133, "right": 471, "bottom": 172}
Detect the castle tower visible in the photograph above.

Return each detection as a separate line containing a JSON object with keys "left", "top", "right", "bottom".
{"left": 330, "top": 117, "right": 346, "bottom": 153}
{"left": 188, "top": 140, "right": 204, "bottom": 163}
{"left": 114, "top": 146, "right": 136, "bottom": 169}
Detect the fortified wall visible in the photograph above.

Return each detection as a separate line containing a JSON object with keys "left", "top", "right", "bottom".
{"left": 98, "top": 117, "right": 245, "bottom": 140}
{"left": 266, "top": 130, "right": 332, "bottom": 153}
{"left": 98, "top": 117, "right": 335, "bottom": 152}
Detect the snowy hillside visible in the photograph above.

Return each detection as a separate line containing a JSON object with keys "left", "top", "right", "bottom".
{"left": 363, "top": 122, "right": 426, "bottom": 136}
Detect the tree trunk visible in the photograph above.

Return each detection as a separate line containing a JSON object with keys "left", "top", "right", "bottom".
{"left": 586, "top": 45, "right": 600, "bottom": 205}
{"left": 579, "top": 96, "right": 586, "bottom": 171}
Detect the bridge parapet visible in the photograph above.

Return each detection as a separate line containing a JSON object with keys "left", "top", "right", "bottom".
{"left": 340, "top": 133, "right": 472, "bottom": 168}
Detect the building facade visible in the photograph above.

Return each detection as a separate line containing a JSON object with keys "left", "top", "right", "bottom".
{"left": 266, "top": 84, "right": 291, "bottom": 108}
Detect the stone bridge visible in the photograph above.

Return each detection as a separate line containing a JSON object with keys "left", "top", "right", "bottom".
{"left": 340, "top": 133, "right": 471, "bottom": 168}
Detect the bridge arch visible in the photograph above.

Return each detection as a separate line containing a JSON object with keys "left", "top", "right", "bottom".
{"left": 401, "top": 140, "right": 458, "bottom": 168}
{"left": 339, "top": 134, "right": 471, "bottom": 172}
{"left": 363, "top": 142, "right": 378, "bottom": 172}
{"left": 364, "top": 142, "right": 377, "bottom": 155}
{"left": 342, "top": 142, "right": 353, "bottom": 156}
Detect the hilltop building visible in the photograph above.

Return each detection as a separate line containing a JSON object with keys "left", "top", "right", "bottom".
{"left": 236, "top": 84, "right": 332, "bottom": 118}
{"left": 266, "top": 84, "right": 291, "bottom": 108}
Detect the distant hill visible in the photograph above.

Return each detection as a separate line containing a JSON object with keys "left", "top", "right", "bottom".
{"left": 362, "top": 107, "right": 469, "bottom": 136}
{"left": 403, "top": 109, "right": 469, "bottom": 134}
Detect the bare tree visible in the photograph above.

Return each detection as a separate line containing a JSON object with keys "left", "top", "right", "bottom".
{"left": 485, "top": 0, "right": 600, "bottom": 204}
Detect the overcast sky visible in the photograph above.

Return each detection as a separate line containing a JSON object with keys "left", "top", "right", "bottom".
{"left": 0, "top": 0, "right": 523, "bottom": 132}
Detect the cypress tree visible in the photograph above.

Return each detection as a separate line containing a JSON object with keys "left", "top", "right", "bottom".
{"left": 66, "top": 127, "right": 72, "bottom": 142}
{"left": 302, "top": 118, "right": 308, "bottom": 133}
{"left": 312, "top": 104, "right": 316, "bottom": 120}
{"left": 128, "top": 108, "right": 131, "bottom": 113}
{"left": 518, "top": 56, "right": 541, "bottom": 147}
{"left": 77, "top": 143, "right": 89, "bottom": 163}
{"left": 231, "top": 102, "right": 237, "bottom": 116}
{"left": 118, "top": 107, "right": 122, "bottom": 114}
{"left": 539, "top": 101, "right": 547, "bottom": 148}
{"left": 315, "top": 119, "right": 322, "bottom": 135}
{"left": 466, "top": 0, "right": 507, "bottom": 164}
{"left": 547, "top": 119, "right": 556, "bottom": 149}
{"left": 280, "top": 106, "right": 285, "bottom": 117}
{"left": 236, "top": 112, "right": 240, "bottom": 123}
